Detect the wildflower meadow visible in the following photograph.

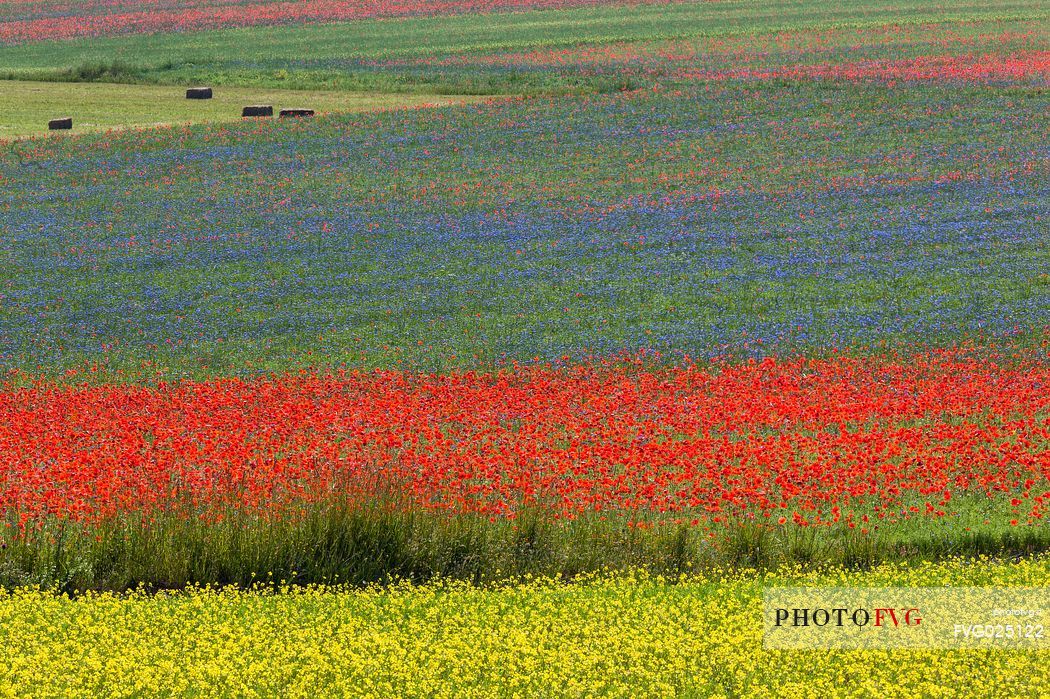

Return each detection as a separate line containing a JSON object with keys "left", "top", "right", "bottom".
{"left": 0, "top": 0, "right": 1047, "bottom": 695}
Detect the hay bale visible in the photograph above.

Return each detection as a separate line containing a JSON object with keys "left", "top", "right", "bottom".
{"left": 242, "top": 105, "right": 274, "bottom": 118}
{"left": 48, "top": 117, "right": 73, "bottom": 130}
{"left": 279, "top": 108, "right": 314, "bottom": 118}
{"left": 186, "top": 87, "right": 213, "bottom": 99}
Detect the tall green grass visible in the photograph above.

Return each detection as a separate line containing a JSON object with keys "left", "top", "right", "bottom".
{"left": 4, "top": 499, "right": 1048, "bottom": 593}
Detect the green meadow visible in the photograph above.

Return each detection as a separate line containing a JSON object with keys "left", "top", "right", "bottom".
{"left": 0, "top": 0, "right": 1043, "bottom": 95}
{"left": 0, "top": 80, "right": 481, "bottom": 139}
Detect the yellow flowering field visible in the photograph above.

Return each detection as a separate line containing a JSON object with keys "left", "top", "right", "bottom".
{"left": 2, "top": 558, "right": 1047, "bottom": 698}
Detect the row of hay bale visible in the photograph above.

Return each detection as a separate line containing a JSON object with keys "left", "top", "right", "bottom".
{"left": 48, "top": 87, "right": 315, "bottom": 130}
{"left": 187, "top": 87, "right": 314, "bottom": 118}
{"left": 242, "top": 106, "right": 316, "bottom": 118}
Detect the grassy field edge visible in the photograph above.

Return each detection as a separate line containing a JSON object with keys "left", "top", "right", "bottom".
{"left": 5, "top": 501, "right": 1049, "bottom": 593}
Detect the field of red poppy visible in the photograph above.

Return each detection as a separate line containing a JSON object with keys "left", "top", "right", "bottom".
{"left": 1, "top": 0, "right": 1048, "bottom": 595}
{"left": 0, "top": 0, "right": 670, "bottom": 44}
{"left": 3, "top": 345, "right": 1048, "bottom": 590}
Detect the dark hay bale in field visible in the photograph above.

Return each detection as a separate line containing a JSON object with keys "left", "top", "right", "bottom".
{"left": 242, "top": 105, "right": 274, "bottom": 118}
{"left": 279, "top": 108, "right": 315, "bottom": 118}
{"left": 48, "top": 117, "right": 72, "bottom": 130}
{"left": 186, "top": 87, "right": 213, "bottom": 99}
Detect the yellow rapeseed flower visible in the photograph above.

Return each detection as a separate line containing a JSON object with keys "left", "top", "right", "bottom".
{"left": 0, "top": 557, "right": 1047, "bottom": 697}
